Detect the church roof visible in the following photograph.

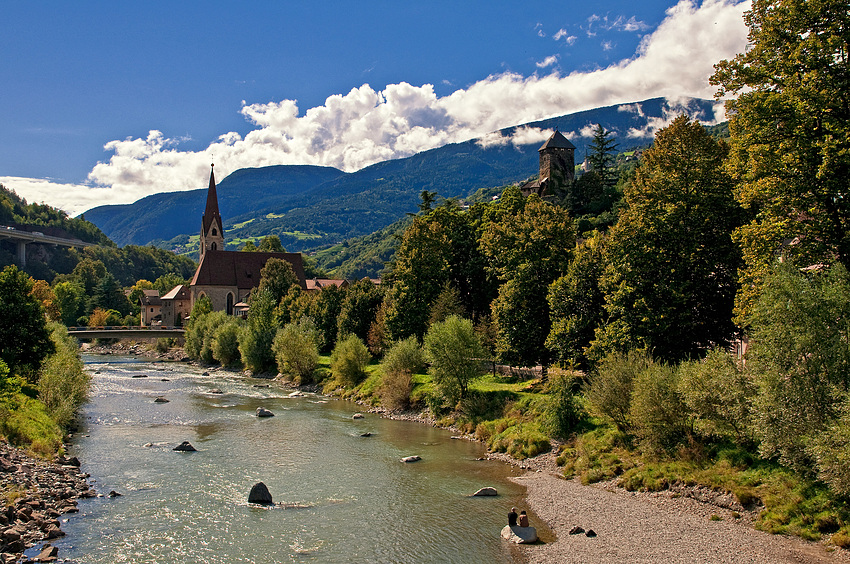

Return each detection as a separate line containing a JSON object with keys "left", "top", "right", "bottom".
{"left": 539, "top": 130, "right": 576, "bottom": 151}
{"left": 191, "top": 250, "right": 307, "bottom": 290}
{"left": 202, "top": 165, "right": 223, "bottom": 235}
{"left": 161, "top": 284, "right": 190, "bottom": 301}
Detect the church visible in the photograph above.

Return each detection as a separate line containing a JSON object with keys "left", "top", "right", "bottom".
{"left": 159, "top": 165, "right": 307, "bottom": 325}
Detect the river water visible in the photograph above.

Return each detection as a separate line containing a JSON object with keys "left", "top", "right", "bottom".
{"left": 52, "top": 356, "right": 527, "bottom": 563}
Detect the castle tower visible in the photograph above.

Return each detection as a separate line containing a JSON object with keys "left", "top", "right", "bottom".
{"left": 200, "top": 164, "right": 224, "bottom": 260}
{"left": 538, "top": 130, "right": 576, "bottom": 196}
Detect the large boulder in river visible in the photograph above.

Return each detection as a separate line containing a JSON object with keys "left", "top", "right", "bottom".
{"left": 173, "top": 441, "right": 197, "bottom": 452}
{"left": 400, "top": 455, "right": 421, "bottom": 463}
{"left": 256, "top": 407, "right": 275, "bottom": 418}
{"left": 248, "top": 482, "right": 274, "bottom": 505}
{"left": 472, "top": 487, "right": 498, "bottom": 496}
{"left": 501, "top": 525, "right": 538, "bottom": 544}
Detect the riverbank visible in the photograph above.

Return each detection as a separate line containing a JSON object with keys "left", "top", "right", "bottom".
{"left": 0, "top": 441, "right": 95, "bottom": 563}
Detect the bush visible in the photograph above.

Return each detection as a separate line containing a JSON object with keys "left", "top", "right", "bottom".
{"left": 382, "top": 336, "right": 424, "bottom": 376}
{"left": 273, "top": 318, "right": 320, "bottom": 384}
{"left": 330, "top": 334, "right": 371, "bottom": 387}
{"left": 677, "top": 349, "right": 754, "bottom": 442}
{"left": 487, "top": 422, "right": 551, "bottom": 460}
{"left": 630, "top": 362, "right": 691, "bottom": 452}
{"left": 379, "top": 368, "right": 414, "bottom": 411}
{"left": 37, "top": 323, "right": 90, "bottom": 430}
{"left": 809, "top": 397, "right": 850, "bottom": 496}
{"left": 543, "top": 369, "right": 586, "bottom": 439}
{"left": 424, "top": 315, "right": 484, "bottom": 406}
{"left": 212, "top": 318, "right": 243, "bottom": 368}
{"left": 585, "top": 350, "right": 652, "bottom": 433}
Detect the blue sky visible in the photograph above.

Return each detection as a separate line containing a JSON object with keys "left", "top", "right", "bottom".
{"left": 0, "top": 1, "right": 750, "bottom": 214}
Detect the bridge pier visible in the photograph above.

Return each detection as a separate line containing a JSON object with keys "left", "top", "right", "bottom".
{"left": 16, "top": 241, "right": 27, "bottom": 268}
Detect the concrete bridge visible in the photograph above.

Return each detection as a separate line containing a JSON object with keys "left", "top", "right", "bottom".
{"left": 67, "top": 326, "right": 185, "bottom": 340}
{"left": 0, "top": 225, "right": 96, "bottom": 267}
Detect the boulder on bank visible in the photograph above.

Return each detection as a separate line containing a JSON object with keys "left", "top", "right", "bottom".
{"left": 501, "top": 525, "right": 538, "bottom": 544}
{"left": 400, "top": 455, "right": 421, "bottom": 463}
{"left": 256, "top": 407, "right": 275, "bottom": 418}
{"left": 173, "top": 441, "right": 196, "bottom": 452}
{"left": 472, "top": 487, "right": 498, "bottom": 496}
{"left": 248, "top": 482, "right": 274, "bottom": 505}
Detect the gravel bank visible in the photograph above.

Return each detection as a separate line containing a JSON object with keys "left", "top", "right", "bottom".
{"left": 512, "top": 469, "right": 850, "bottom": 564}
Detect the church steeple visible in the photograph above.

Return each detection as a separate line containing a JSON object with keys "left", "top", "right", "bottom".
{"left": 200, "top": 164, "right": 224, "bottom": 260}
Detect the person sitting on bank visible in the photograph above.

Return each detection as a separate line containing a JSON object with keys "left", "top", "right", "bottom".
{"left": 508, "top": 507, "right": 518, "bottom": 527}
{"left": 518, "top": 510, "right": 529, "bottom": 527}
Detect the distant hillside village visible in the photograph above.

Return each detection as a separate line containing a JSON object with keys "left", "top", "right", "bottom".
{"left": 138, "top": 165, "right": 379, "bottom": 327}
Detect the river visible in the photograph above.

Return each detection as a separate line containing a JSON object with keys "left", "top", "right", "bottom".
{"left": 51, "top": 355, "right": 528, "bottom": 563}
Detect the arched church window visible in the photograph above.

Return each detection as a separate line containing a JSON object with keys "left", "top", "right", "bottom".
{"left": 211, "top": 242, "right": 217, "bottom": 251}
{"left": 226, "top": 293, "right": 234, "bottom": 315}
{"left": 212, "top": 228, "right": 217, "bottom": 236}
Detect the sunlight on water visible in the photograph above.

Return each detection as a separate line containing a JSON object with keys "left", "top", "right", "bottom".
{"left": 55, "top": 356, "right": 527, "bottom": 563}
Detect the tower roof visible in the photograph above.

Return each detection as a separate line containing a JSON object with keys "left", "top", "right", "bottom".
{"left": 539, "top": 130, "right": 576, "bottom": 151}
{"left": 202, "top": 164, "right": 223, "bottom": 235}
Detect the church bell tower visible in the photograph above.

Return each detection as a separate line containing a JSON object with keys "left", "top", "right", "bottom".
{"left": 200, "top": 164, "right": 224, "bottom": 260}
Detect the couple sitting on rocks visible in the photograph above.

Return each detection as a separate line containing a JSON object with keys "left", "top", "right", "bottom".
{"left": 508, "top": 507, "right": 529, "bottom": 528}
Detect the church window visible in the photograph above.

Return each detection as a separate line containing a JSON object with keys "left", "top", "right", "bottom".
{"left": 226, "top": 293, "right": 234, "bottom": 315}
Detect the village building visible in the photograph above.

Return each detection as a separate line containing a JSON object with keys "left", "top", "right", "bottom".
{"left": 185, "top": 165, "right": 308, "bottom": 316}
{"left": 160, "top": 284, "right": 192, "bottom": 326}
{"left": 139, "top": 290, "right": 162, "bottom": 326}
{"left": 519, "top": 130, "right": 576, "bottom": 198}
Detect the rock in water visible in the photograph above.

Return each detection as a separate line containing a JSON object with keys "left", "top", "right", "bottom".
{"left": 248, "top": 482, "right": 274, "bottom": 505}
{"left": 472, "top": 487, "right": 498, "bottom": 496}
{"left": 400, "top": 455, "right": 421, "bottom": 463}
{"left": 256, "top": 407, "right": 275, "bottom": 418}
{"left": 210, "top": 388, "right": 224, "bottom": 394}
{"left": 501, "top": 525, "right": 538, "bottom": 544}
{"left": 173, "top": 441, "right": 197, "bottom": 452}
{"left": 154, "top": 397, "right": 169, "bottom": 403}
{"left": 352, "top": 413, "right": 364, "bottom": 419}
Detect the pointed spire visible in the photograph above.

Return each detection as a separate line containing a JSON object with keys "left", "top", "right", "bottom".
{"left": 202, "top": 164, "right": 222, "bottom": 236}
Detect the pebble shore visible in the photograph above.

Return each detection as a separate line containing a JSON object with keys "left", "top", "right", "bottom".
{"left": 503, "top": 452, "right": 850, "bottom": 564}
{"left": 0, "top": 442, "right": 95, "bottom": 563}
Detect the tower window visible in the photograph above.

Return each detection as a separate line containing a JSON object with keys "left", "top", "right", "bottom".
{"left": 212, "top": 228, "right": 217, "bottom": 236}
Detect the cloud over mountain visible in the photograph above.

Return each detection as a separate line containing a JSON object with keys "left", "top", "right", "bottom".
{"left": 4, "top": 0, "right": 750, "bottom": 214}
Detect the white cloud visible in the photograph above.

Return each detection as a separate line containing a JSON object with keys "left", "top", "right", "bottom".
{"left": 553, "top": 29, "right": 578, "bottom": 45}
{"left": 602, "top": 40, "right": 614, "bottom": 51}
{"left": 579, "top": 124, "right": 599, "bottom": 138}
{"left": 0, "top": 177, "right": 114, "bottom": 216}
{"left": 7, "top": 0, "right": 751, "bottom": 215}
{"left": 536, "top": 55, "right": 559, "bottom": 69}
{"left": 509, "top": 126, "right": 554, "bottom": 147}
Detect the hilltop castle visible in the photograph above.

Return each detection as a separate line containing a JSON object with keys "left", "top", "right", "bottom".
{"left": 519, "top": 130, "right": 576, "bottom": 198}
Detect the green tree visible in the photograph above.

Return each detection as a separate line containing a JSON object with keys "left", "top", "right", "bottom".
{"left": 71, "top": 258, "right": 106, "bottom": 294}
{"left": 592, "top": 115, "right": 742, "bottom": 362}
{"left": 257, "top": 257, "right": 299, "bottom": 306}
{"left": 423, "top": 315, "right": 484, "bottom": 405}
{"left": 481, "top": 195, "right": 574, "bottom": 367}
{"left": 330, "top": 334, "right": 371, "bottom": 387}
{"left": 0, "top": 266, "right": 54, "bottom": 377}
{"left": 745, "top": 263, "right": 850, "bottom": 473}
{"left": 257, "top": 235, "right": 285, "bottom": 253}
{"left": 239, "top": 288, "right": 278, "bottom": 374}
{"left": 711, "top": 0, "right": 850, "bottom": 319}
{"left": 89, "top": 273, "right": 131, "bottom": 317}
{"left": 273, "top": 318, "right": 320, "bottom": 385}
{"left": 53, "top": 281, "right": 86, "bottom": 327}
{"left": 546, "top": 231, "right": 606, "bottom": 368}
{"left": 337, "top": 280, "right": 382, "bottom": 343}
{"left": 587, "top": 124, "right": 619, "bottom": 190}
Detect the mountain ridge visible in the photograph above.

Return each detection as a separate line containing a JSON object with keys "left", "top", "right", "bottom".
{"left": 83, "top": 97, "right": 720, "bottom": 250}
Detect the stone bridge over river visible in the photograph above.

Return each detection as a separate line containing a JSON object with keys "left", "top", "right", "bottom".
{"left": 67, "top": 326, "right": 185, "bottom": 340}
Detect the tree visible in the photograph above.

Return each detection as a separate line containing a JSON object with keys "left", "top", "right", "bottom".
{"left": 745, "top": 263, "right": 850, "bottom": 473}
{"left": 257, "top": 235, "right": 285, "bottom": 253}
{"left": 481, "top": 195, "right": 574, "bottom": 367}
{"left": 0, "top": 266, "right": 53, "bottom": 377}
{"left": 273, "top": 318, "right": 320, "bottom": 384}
{"left": 257, "top": 258, "right": 298, "bottom": 305}
{"left": 546, "top": 231, "right": 606, "bottom": 368}
{"left": 423, "top": 315, "right": 484, "bottom": 406}
{"left": 591, "top": 116, "right": 742, "bottom": 363}
{"left": 89, "top": 273, "right": 131, "bottom": 317}
{"left": 53, "top": 281, "right": 86, "bottom": 326}
{"left": 330, "top": 334, "right": 371, "bottom": 387}
{"left": 29, "top": 279, "right": 59, "bottom": 322}
{"left": 337, "top": 280, "right": 382, "bottom": 343}
{"left": 711, "top": 0, "right": 850, "bottom": 319}
{"left": 587, "top": 124, "right": 619, "bottom": 190}
{"left": 239, "top": 288, "right": 278, "bottom": 374}
{"left": 71, "top": 258, "right": 106, "bottom": 294}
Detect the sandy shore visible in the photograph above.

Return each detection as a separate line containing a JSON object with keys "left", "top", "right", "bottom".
{"left": 511, "top": 468, "right": 850, "bottom": 564}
